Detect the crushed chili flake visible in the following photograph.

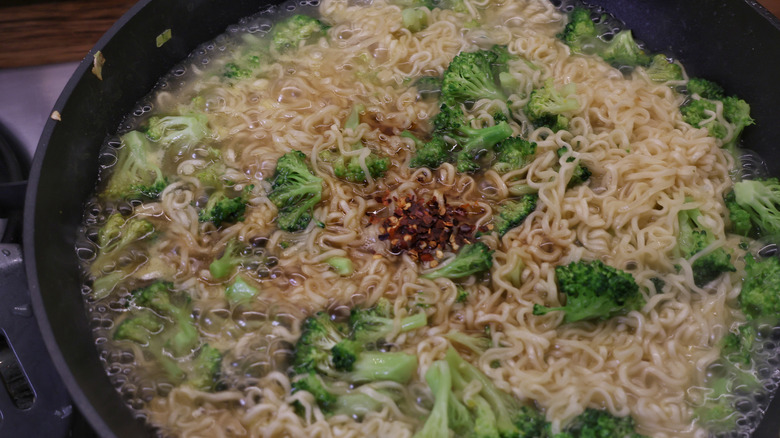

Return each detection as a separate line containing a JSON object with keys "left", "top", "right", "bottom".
{"left": 369, "top": 193, "right": 488, "bottom": 261}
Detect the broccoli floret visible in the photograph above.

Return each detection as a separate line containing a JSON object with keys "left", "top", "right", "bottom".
{"left": 414, "top": 76, "right": 442, "bottom": 101}
{"left": 694, "top": 377, "right": 740, "bottom": 433}
{"left": 268, "top": 151, "right": 324, "bottom": 232}
{"left": 293, "top": 312, "right": 350, "bottom": 375}
{"left": 224, "top": 62, "right": 252, "bottom": 79}
{"left": 599, "top": 30, "right": 651, "bottom": 67}
{"left": 557, "top": 146, "right": 591, "bottom": 188}
{"left": 90, "top": 214, "right": 155, "bottom": 289}
{"left": 729, "top": 179, "right": 780, "bottom": 237}
{"left": 402, "top": 7, "right": 428, "bottom": 32}
{"left": 533, "top": 260, "right": 643, "bottom": 323}
{"left": 724, "top": 191, "right": 752, "bottom": 236}
{"left": 436, "top": 101, "right": 513, "bottom": 173}
{"left": 560, "top": 408, "right": 647, "bottom": 438}
{"left": 416, "top": 348, "right": 553, "bottom": 438}
{"left": 272, "top": 14, "right": 329, "bottom": 53}
{"left": 145, "top": 114, "right": 210, "bottom": 151}
{"left": 348, "top": 299, "right": 427, "bottom": 344}
{"left": 292, "top": 371, "right": 338, "bottom": 413}
{"left": 332, "top": 151, "right": 389, "bottom": 183}
{"left": 680, "top": 99, "right": 727, "bottom": 139}
{"left": 326, "top": 257, "right": 354, "bottom": 276}
{"left": 687, "top": 78, "right": 725, "bottom": 100}
{"left": 677, "top": 206, "right": 736, "bottom": 287}
{"left": 441, "top": 50, "right": 506, "bottom": 103}
{"left": 739, "top": 254, "right": 780, "bottom": 322}
{"left": 645, "top": 54, "right": 683, "bottom": 83}
{"left": 188, "top": 344, "right": 222, "bottom": 391}
{"left": 101, "top": 131, "right": 168, "bottom": 200}
{"left": 113, "top": 311, "right": 164, "bottom": 345}
{"left": 209, "top": 238, "right": 267, "bottom": 279}
{"left": 681, "top": 78, "right": 754, "bottom": 153}
{"left": 721, "top": 324, "right": 757, "bottom": 366}
{"left": 455, "top": 287, "right": 469, "bottom": 303}
{"left": 131, "top": 281, "right": 198, "bottom": 357}
{"left": 292, "top": 309, "right": 419, "bottom": 384}
{"left": 421, "top": 242, "right": 494, "bottom": 280}
{"left": 408, "top": 134, "right": 450, "bottom": 169}
{"left": 194, "top": 159, "right": 227, "bottom": 188}
{"left": 198, "top": 185, "right": 254, "bottom": 227}
{"left": 525, "top": 79, "right": 578, "bottom": 132}
{"left": 414, "top": 359, "right": 474, "bottom": 438}
{"left": 494, "top": 194, "right": 538, "bottom": 236}
{"left": 225, "top": 276, "right": 259, "bottom": 305}
{"left": 559, "top": 6, "right": 598, "bottom": 54}
{"left": 492, "top": 137, "right": 537, "bottom": 173}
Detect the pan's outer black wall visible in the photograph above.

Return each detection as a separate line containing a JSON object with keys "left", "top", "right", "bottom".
{"left": 24, "top": 0, "right": 780, "bottom": 437}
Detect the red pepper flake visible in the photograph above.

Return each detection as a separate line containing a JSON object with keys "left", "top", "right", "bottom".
{"left": 369, "top": 193, "right": 488, "bottom": 261}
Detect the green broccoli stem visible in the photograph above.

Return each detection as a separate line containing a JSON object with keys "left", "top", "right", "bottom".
{"left": 348, "top": 352, "right": 417, "bottom": 384}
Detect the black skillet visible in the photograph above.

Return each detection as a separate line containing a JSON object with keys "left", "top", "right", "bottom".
{"left": 24, "top": 0, "right": 780, "bottom": 436}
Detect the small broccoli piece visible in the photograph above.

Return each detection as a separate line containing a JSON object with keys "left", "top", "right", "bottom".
{"left": 145, "top": 114, "right": 210, "bottom": 150}
{"left": 414, "top": 76, "right": 442, "bottom": 101}
{"left": 729, "top": 179, "right": 780, "bottom": 237}
{"left": 739, "top": 254, "right": 780, "bottom": 322}
{"left": 101, "top": 131, "right": 168, "bottom": 200}
{"left": 494, "top": 195, "right": 538, "bottom": 236}
{"left": 561, "top": 408, "right": 648, "bottom": 438}
{"left": 292, "top": 371, "right": 338, "bottom": 413}
{"left": 677, "top": 206, "right": 735, "bottom": 287}
{"left": 416, "top": 347, "right": 552, "bottom": 438}
{"left": 402, "top": 7, "right": 428, "bottom": 32}
{"left": 269, "top": 151, "right": 324, "bottom": 232}
{"left": 687, "top": 78, "right": 725, "bottom": 99}
{"left": 326, "top": 257, "right": 354, "bottom": 276}
{"left": 198, "top": 185, "right": 254, "bottom": 227}
{"left": 225, "top": 276, "right": 259, "bottom": 305}
{"left": 224, "top": 62, "right": 252, "bottom": 79}
{"left": 195, "top": 160, "right": 227, "bottom": 188}
{"left": 455, "top": 287, "right": 469, "bottom": 303}
{"left": 349, "top": 299, "right": 427, "bottom": 344}
{"left": 694, "top": 377, "right": 740, "bottom": 433}
{"left": 721, "top": 324, "right": 757, "bottom": 366}
{"left": 492, "top": 137, "right": 537, "bottom": 173}
{"left": 645, "top": 54, "right": 683, "bottom": 83}
{"left": 436, "top": 101, "right": 513, "bottom": 173}
{"left": 725, "top": 190, "right": 753, "bottom": 236}
{"left": 272, "top": 14, "right": 329, "bottom": 53}
{"left": 131, "top": 281, "right": 198, "bottom": 357}
{"left": 525, "top": 79, "right": 578, "bottom": 132}
{"left": 188, "top": 344, "right": 222, "bottom": 391}
{"left": 681, "top": 78, "right": 754, "bottom": 153}
{"left": 533, "top": 260, "right": 643, "bottom": 323}
{"left": 292, "top": 312, "right": 350, "bottom": 375}
{"left": 91, "top": 214, "right": 155, "bottom": 284}
{"left": 559, "top": 6, "right": 598, "bottom": 54}
{"left": 441, "top": 50, "right": 506, "bottom": 103}
{"left": 599, "top": 30, "right": 651, "bottom": 67}
{"left": 209, "top": 238, "right": 267, "bottom": 279}
{"left": 332, "top": 151, "right": 389, "bottom": 183}
{"left": 421, "top": 242, "right": 494, "bottom": 280}
{"left": 408, "top": 134, "right": 450, "bottom": 169}
{"left": 557, "top": 146, "right": 591, "bottom": 188}
{"left": 113, "top": 311, "right": 164, "bottom": 345}
{"left": 414, "top": 359, "right": 474, "bottom": 438}
{"left": 680, "top": 99, "right": 727, "bottom": 139}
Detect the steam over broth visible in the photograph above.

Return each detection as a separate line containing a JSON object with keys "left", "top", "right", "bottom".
{"left": 78, "top": 0, "right": 780, "bottom": 436}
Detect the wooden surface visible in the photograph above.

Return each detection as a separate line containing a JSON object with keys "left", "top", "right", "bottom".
{"left": 1, "top": 0, "right": 779, "bottom": 68}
